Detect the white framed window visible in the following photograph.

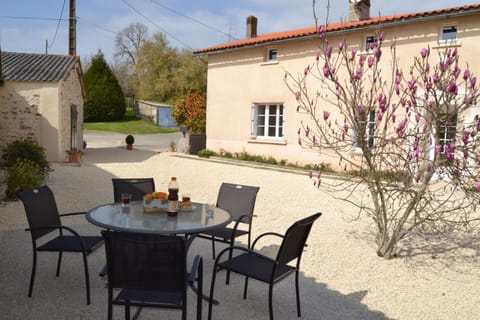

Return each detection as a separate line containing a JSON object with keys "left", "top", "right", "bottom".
{"left": 441, "top": 25, "right": 457, "bottom": 43}
{"left": 268, "top": 48, "right": 277, "bottom": 61}
{"left": 251, "top": 103, "right": 284, "bottom": 139}
{"left": 353, "top": 111, "right": 375, "bottom": 149}
{"left": 365, "top": 35, "right": 377, "bottom": 51}
{"left": 438, "top": 112, "right": 457, "bottom": 156}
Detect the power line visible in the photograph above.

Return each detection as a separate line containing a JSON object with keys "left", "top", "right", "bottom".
{"left": 49, "top": 0, "right": 66, "bottom": 48}
{"left": 120, "top": 0, "right": 192, "bottom": 49}
{"left": 149, "top": 0, "right": 239, "bottom": 41}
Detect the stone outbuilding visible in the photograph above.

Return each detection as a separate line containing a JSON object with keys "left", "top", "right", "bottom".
{"left": 0, "top": 51, "right": 85, "bottom": 162}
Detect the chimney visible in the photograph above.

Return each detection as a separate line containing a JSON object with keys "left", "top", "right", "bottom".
{"left": 0, "top": 48, "right": 3, "bottom": 85}
{"left": 246, "top": 16, "right": 258, "bottom": 39}
{"left": 348, "top": 0, "right": 371, "bottom": 21}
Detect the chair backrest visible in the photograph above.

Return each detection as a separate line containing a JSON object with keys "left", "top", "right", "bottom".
{"left": 112, "top": 178, "right": 155, "bottom": 202}
{"left": 102, "top": 231, "right": 186, "bottom": 292}
{"left": 276, "top": 212, "right": 322, "bottom": 265}
{"left": 17, "top": 185, "right": 62, "bottom": 240}
{"left": 216, "top": 183, "right": 260, "bottom": 222}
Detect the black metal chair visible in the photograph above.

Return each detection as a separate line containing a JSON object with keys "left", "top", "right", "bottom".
{"left": 196, "top": 183, "right": 260, "bottom": 260}
{"left": 111, "top": 178, "right": 155, "bottom": 202}
{"left": 208, "top": 212, "right": 322, "bottom": 320}
{"left": 101, "top": 230, "right": 203, "bottom": 320}
{"left": 16, "top": 185, "right": 104, "bottom": 305}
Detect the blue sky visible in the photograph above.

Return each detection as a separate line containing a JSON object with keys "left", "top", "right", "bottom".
{"left": 1, "top": 0, "right": 478, "bottom": 63}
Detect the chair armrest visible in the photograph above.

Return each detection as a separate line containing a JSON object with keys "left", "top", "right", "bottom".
{"left": 214, "top": 245, "right": 277, "bottom": 266}
{"left": 25, "top": 225, "right": 88, "bottom": 251}
{"left": 251, "top": 232, "right": 284, "bottom": 251}
{"left": 59, "top": 211, "right": 87, "bottom": 217}
{"left": 187, "top": 255, "right": 203, "bottom": 284}
{"left": 228, "top": 213, "right": 255, "bottom": 240}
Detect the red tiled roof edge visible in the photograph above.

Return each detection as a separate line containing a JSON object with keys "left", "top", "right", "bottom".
{"left": 193, "top": 3, "right": 480, "bottom": 55}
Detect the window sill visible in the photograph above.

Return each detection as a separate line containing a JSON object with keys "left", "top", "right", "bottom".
{"left": 260, "top": 60, "right": 279, "bottom": 66}
{"left": 248, "top": 138, "right": 286, "bottom": 145}
{"left": 433, "top": 41, "right": 461, "bottom": 49}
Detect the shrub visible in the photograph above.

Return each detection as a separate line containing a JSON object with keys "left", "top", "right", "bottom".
{"left": 6, "top": 158, "right": 46, "bottom": 199}
{"left": 171, "top": 92, "right": 206, "bottom": 133}
{"left": 125, "top": 135, "right": 135, "bottom": 145}
{"left": 2, "top": 138, "right": 51, "bottom": 177}
{"left": 198, "top": 149, "right": 217, "bottom": 158}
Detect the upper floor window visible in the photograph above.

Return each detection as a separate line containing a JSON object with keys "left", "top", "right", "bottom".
{"left": 441, "top": 25, "right": 457, "bottom": 43}
{"left": 251, "top": 103, "right": 284, "bottom": 139}
{"left": 365, "top": 35, "right": 378, "bottom": 51}
{"left": 267, "top": 48, "right": 277, "bottom": 62}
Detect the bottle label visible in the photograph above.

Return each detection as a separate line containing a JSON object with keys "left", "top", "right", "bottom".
{"left": 168, "top": 200, "right": 179, "bottom": 212}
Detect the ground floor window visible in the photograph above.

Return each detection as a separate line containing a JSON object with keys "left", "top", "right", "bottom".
{"left": 353, "top": 111, "right": 376, "bottom": 150}
{"left": 438, "top": 112, "right": 457, "bottom": 158}
{"left": 251, "top": 103, "right": 284, "bottom": 139}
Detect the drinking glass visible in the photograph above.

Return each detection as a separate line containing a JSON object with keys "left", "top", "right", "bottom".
{"left": 121, "top": 193, "right": 132, "bottom": 206}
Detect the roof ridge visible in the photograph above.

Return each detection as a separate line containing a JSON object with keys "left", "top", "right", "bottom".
{"left": 194, "top": 3, "right": 480, "bottom": 55}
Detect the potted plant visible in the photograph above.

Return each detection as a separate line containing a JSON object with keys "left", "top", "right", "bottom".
{"left": 171, "top": 92, "right": 206, "bottom": 155}
{"left": 126, "top": 135, "right": 135, "bottom": 150}
{"left": 66, "top": 149, "right": 82, "bottom": 163}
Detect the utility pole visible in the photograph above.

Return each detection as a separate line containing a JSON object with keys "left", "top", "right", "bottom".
{"left": 69, "top": 0, "right": 76, "bottom": 56}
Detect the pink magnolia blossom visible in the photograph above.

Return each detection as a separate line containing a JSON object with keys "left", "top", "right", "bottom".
{"left": 464, "top": 69, "right": 470, "bottom": 80}
{"left": 351, "top": 49, "right": 357, "bottom": 59}
{"left": 323, "top": 111, "right": 330, "bottom": 121}
{"left": 326, "top": 45, "right": 333, "bottom": 58}
{"left": 475, "top": 182, "right": 480, "bottom": 192}
{"left": 415, "top": 114, "right": 421, "bottom": 123}
{"left": 309, "top": 171, "right": 313, "bottom": 179}
{"left": 338, "top": 41, "right": 344, "bottom": 50}
{"left": 471, "top": 76, "right": 477, "bottom": 88}
{"left": 323, "top": 65, "right": 331, "bottom": 77}
{"left": 420, "top": 48, "right": 429, "bottom": 58}
{"left": 435, "top": 145, "right": 442, "bottom": 155}
{"left": 295, "top": 91, "right": 301, "bottom": 100}
{"left": 368, "top": 56, "right": 374, "bottom": 68}
{"left": 396, "top": 118, "right": 407, "bottom": 134}
{"left": 378, "top": 31, "right": 384, "bottom": 41}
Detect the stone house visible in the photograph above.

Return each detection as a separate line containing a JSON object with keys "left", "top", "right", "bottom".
{"left": 194, "top": 1, "right": 480, "bottom": 168}
{"left": 0, "top": 51, "right": 85, "bottom": 162}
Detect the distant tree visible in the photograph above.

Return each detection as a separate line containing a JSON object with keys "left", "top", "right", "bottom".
{"left": 135, "top": 33, "right": 177, "bottom": 103}
{"left": 134, "top": 32, "right": 207, "bottom": 104}
{"left": 83, "top": 51, "right": 126, "bottom": 122}
{"left": 175, "top": 49, "right": 207, "bottom": 97}
{"left": 113, "top": 23, "right": 149, "bottom": 96}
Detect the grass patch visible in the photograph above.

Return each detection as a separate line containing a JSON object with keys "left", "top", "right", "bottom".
{"left": 83, "top": 107, "right": 179, "bottom": 134}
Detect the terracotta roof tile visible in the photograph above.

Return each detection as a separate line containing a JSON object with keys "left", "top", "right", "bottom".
{"left": 0, "top": 51, "right": 79, "bottom": 82}
{"left": 193, "top": 4, "right": 480, "bottom": 55}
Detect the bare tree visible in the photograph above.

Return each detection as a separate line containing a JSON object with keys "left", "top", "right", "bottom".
{"left": 114, "top": 23, "right": 149, "bottom": 66}
{"left": 113, "top": 23, "right": 149, "bottom": 97}
{"left": 285, "top": 17, "right": 480, "bottom": 258}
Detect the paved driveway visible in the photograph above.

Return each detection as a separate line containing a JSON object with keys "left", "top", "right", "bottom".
{"left": 84, "top": 131, "right": 183, "bottom": 152}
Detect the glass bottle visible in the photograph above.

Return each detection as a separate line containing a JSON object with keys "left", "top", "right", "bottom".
{"left": 167, "top": 177, "right": 179, "bottom": 216}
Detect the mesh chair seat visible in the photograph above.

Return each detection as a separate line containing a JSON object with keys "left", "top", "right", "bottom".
{"left": 115, "top": 289, "right": 183, "bottom": 307}
{"left": 218, "top": 252, "right": 295, "bottom": 284}
{"left": 200, "top": 227, "right": 248, "bottom": 241}
{"left": 38, "top": 235, "right": 103, "bottom": 252}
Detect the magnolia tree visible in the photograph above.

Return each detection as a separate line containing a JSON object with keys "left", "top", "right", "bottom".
{"left": 285, "top": 25, "right": 480, "bottom": 259}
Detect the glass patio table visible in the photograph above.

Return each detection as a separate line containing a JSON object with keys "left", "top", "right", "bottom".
{"left": 86, "top": 201, "right": 231, "bottom": 236}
